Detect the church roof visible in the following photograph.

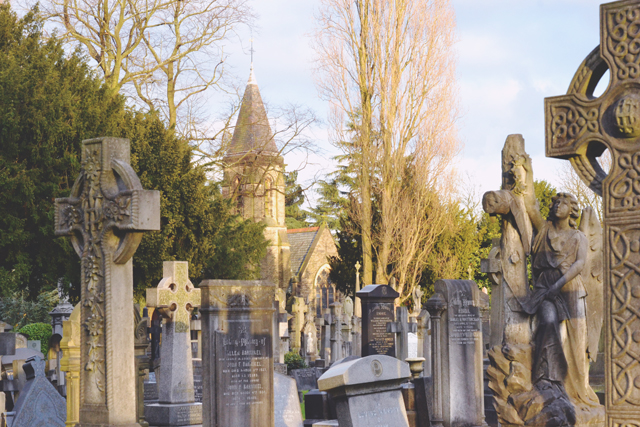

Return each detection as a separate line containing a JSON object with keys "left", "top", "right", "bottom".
{"left": 288, "top": 226, "right": 320, "bottom": 276}
{"left": 226, "top": 68, "right": 279, "bottom": 158}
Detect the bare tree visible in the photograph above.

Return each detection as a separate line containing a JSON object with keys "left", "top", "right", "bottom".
{"left": 36, "top": 0, "right": 252, "bottom": 134}
{"left": 557, "top": 151, "right": 611, "bottom": 223}
{"left": 315, "top": 0, "right": 460, "bottom": 302}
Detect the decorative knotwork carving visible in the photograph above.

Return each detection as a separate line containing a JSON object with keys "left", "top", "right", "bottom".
{"left": 609, "top": 225, "right": 640, "bottom": 406}
{"left": 604, "top": 5, "right": 640, "bottom": 82}
{"left": 549, "top": 103, "right": 599, "bottom": 147}
{"left": 609, "top": 152, "right": 640, "bottom": 213}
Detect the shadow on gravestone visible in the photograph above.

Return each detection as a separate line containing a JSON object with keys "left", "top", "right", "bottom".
{"left": 8, "top": 355, "right": 66, "bottom": 427}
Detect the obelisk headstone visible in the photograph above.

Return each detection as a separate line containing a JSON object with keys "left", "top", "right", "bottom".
{"left": 54, "top": 137, "right": 160, "bottom": 426}
{"left": 199, "top": 280, "right": 275, "bottom": 427}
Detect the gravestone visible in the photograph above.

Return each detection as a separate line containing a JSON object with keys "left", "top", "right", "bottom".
{"left": 292, "top": 297, "right": 307, "bottom": 353}
{"left": 387, "top": 306, "right": 417, "bottom": 361}
{"left": 200, "top": 279, "right": 275, "bottom": 427}
{"left": 26, "top": 340, "right": 41, "bottom": 353}
{"left": 318, "top": 355, "right": 410, "bottom": 427}
{"left": 60, "top": 303, "right": 81, "bottom": 427}
{"left": 134, "top": 305, "right": 150, "bottom": 427}
{"left": 356, "top": 284, "right": 398, "bottom": 357}
{"left": 0, "top": 333, "right": 16, "bottom": 356}
{"left": 303, "top": 389, "right": 335, "bottom": 425}
{"left": 145, "top": 261, "right": 202, "bottom": 426}
{"left": 54, "top": 136, "right": 160, "bottom": 426}
{"left": 542, "top": 1, "right": 640, "bottom": 424}
{"left": 274, "top": 371, "right": 304, "bottom": 427}
{"left": 193, "top": 359, "right": 203, "bottom": 403}
{"left": 10, "top": 355, "right": 66, "bottom": 427}
{"left": 292, "top": 367, "right": 320, "bottom": 396}
{"left": 329, "top": 302, "right": 343, "bottom": 362}
{"left": 426, "top": 280, "right": 485, "bottom": 427}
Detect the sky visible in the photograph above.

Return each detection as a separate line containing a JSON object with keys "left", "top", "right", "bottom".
{"left": 216, "top": 0, "right": 607, "bottom": 210}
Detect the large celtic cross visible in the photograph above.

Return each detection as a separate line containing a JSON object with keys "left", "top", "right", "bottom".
{"left": 146, "top": 261, "right": 201, "bottom": 333}
{"left": 545, "top": 1, "right": 640, "bottom": 422}
{"left": 55, "top": 137, "right": 160, "bottom": 426}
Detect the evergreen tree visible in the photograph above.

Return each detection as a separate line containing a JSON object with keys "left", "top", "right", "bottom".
{"left": 284, "top": 171, "right": 309, "bottom": 229}
{"left": 0, "top": 4, "right": 267, "bottom": 300}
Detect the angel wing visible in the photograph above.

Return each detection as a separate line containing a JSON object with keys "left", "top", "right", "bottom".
{"left": 579, "top": 206, "right": 603, "bottom": 362}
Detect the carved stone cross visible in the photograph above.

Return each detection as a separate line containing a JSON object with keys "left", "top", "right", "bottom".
{"left": 291, "top": 297, "right": 307, "bottom": 351}
{"left": 146, "top": 261, "right": 201, "bottom": 333}
{"left": 54, "top": 137, "right": 160, "bottom": 426}
{"left": 387, "top": 306, "right": 417, "bottom": 362}
{"left": 544, "top": 1, "right": 640, "bottom": 422}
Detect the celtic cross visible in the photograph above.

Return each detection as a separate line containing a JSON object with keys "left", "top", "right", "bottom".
{"left": 545, "top": 1, "right": 640, "bottom": 421}
{"left": 55, "top": 137, "right": 160, "bottom": 426}
{"left": 146, "top": 261, "right": 201, "bottom": 333}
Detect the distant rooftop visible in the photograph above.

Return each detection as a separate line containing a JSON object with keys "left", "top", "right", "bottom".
{"left": 288, "top": 227, "right": 320, "bottom": 275}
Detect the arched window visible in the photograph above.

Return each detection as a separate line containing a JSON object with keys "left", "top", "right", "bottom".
{"left": 315, "top": 265, "right": 334, "bottom": 317}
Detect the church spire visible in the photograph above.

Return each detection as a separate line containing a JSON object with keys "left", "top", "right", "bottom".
{"left": 225, "top": 66, "right": 278, "bottom": 158}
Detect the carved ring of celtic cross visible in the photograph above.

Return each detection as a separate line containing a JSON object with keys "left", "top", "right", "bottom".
{"left": 546, "top": 8, "right": 640, "bottom": 199}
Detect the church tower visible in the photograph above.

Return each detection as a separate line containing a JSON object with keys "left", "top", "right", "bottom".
{"left": 222, "top": 68, "right": 291, "bottom": 288}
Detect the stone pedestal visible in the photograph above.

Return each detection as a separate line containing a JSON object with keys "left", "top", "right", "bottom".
{"left": 200, "top": 280, "right": 275, "bottom": 427}
{"left": 60, "top": 304, "right": 80, "bottom": 427}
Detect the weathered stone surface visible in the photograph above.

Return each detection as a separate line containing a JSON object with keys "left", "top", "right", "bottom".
{"left": 318, "top": 355, "right": 410, "bottom": 427}
{"left": 60, "top": 303, "right": 81, "bottom": 427}
{"left": 0, "top": 333, "right": 16, "bottom": 355}
{"left": 427, "top": 279, "right": 485, "bottom": 427}
{"left": 145, "top": 261, "right": 202, "bottom": 426}
{"left": 200, "top": 279, "right": 275, "bottom": 427}
{"left": 356, "top": 285, "right": 398, "bottom": 357}
{"left": 11, "top": 355, "right": 66, "bottom": 427}
{"left": 304, "top": 389, "right": 335, "bottom": 421}
{"left": 274, "top": 372, "right": 303, "bottom": 427}
{"left": 292, "top": 368, "right": 321, "bottom": 394}
{"left": 542, "top": 2, "right": 640, "bottom": 425}
{"left": 54, "top": 137, "right": 160, "bottom": 426}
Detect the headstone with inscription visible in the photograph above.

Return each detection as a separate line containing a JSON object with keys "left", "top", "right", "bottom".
{"left": 427, "top": 279, "right": 485, "bottom": 427}
{"left": 318, "top": 355, "right": 410, "bottom": 427}
{"left": 274, "top": 371, "right": 304, "bottom": 427}
{"left": 54, "top": 136, "right": 160, "bottom": 426}
{"left": 200, "top": 279, "right": 275, "bottom": 427}
{"left": 356, "top": 284, "right": 398, "bottom": 357}
{"left": 9, "top": 355, "right": 66, "bottom": 427}
{"left": 145, "top": 261, "right": 202, "bottom": 426}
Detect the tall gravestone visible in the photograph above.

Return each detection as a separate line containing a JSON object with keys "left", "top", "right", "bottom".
{"left": 200, "top": 279, "right": 275, "bottom": 427}
{"left": 426, "top": 280, "right": 485, "bottom": 427}
{"left": 55, "top": 137, "right": 160, "bottom": 426}
{"left": 543, "top": 1, "right": 640, "bottom": 425}
{"left": 145, "top": 261, "right": 202, "bottom": 426}
{"left": 356, "top": 284, "right": 398, "bottom": 357}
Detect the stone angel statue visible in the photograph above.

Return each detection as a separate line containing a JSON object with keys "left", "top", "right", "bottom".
{"left": 487, "top": 153, "right": 605, "bottom": 426}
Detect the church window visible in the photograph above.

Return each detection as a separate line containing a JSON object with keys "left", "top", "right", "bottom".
{"left": 315, "top": 266, "right": 334, "bottom": 317}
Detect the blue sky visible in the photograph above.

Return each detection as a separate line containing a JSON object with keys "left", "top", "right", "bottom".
{"left": 208, "top": 0, "right": 607, "bottom": 206}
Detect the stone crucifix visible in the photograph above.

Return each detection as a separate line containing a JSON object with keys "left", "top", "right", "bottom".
{"left": 146, "top": 262, "right": 201, "bottom": 409}
{"left": 291, "top": 297, "right": 307, "bottom": 352}
{"left": 544, "top": 1, "right": 640, "bottom": 423}
{"left": 55, "top": 137, "right": 160, "bottom": 426}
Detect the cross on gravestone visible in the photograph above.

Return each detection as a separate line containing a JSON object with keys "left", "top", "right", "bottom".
{"left": 291, "top": 297, "right": 307, "bottom": 352}
{"left": 145, "top": 261, "right": 202, "bottom": 426}
{"left": 544, "top": 2, "right": 640, "bottom": 423}
{"left": 387, "top": 306, "right": 417, "bottom": 362}
{"left": 54, "top": 137, "right": 160, "bottom": 426}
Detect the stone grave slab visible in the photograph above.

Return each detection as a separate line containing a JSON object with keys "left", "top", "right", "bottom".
{"left": 10, "top": 355, "right": 66, "bottom": 427}
{"left": 274, "top": 371, "right": 303, "bottom": 427}
{"left": 318, "top": 354, "right": 410, "bottom": 427}
{"left": 292, "top": 367, "right": 320, "bottom": 398}
{"left": 356, "top": 285, "right": 398, "bottom": 357}
{"left": 0, "top": 333, "right": 16, "bottom": 355}
{"left": 200, "top": 279, "right": 275, "bottom": 427}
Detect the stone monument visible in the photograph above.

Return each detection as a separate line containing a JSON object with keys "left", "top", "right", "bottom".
{"left": 54, "top": 136, "right": 160, "bottom": 427}
{"left": 199, "top": 279, "right": 275, "bottom": 427}
{"left": 145, "top": 261, "right": 202, "bottom": 426}
{"left": 356, "top": 284, "right": 398, "bottom": 357}
{"left": 542, "top": 1, "right": 640, "bottom": 425}
{"left": 317, "top": 355, "right": 411, "bottom": 427}
{"left": 426, "top": 279, "right": 486, "bottom": 427}
{"left": 9, "top": 355, "right": 66, "bottom": 427}
{"left": 60, "top": 303, "right": 81, "bottom": 427}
